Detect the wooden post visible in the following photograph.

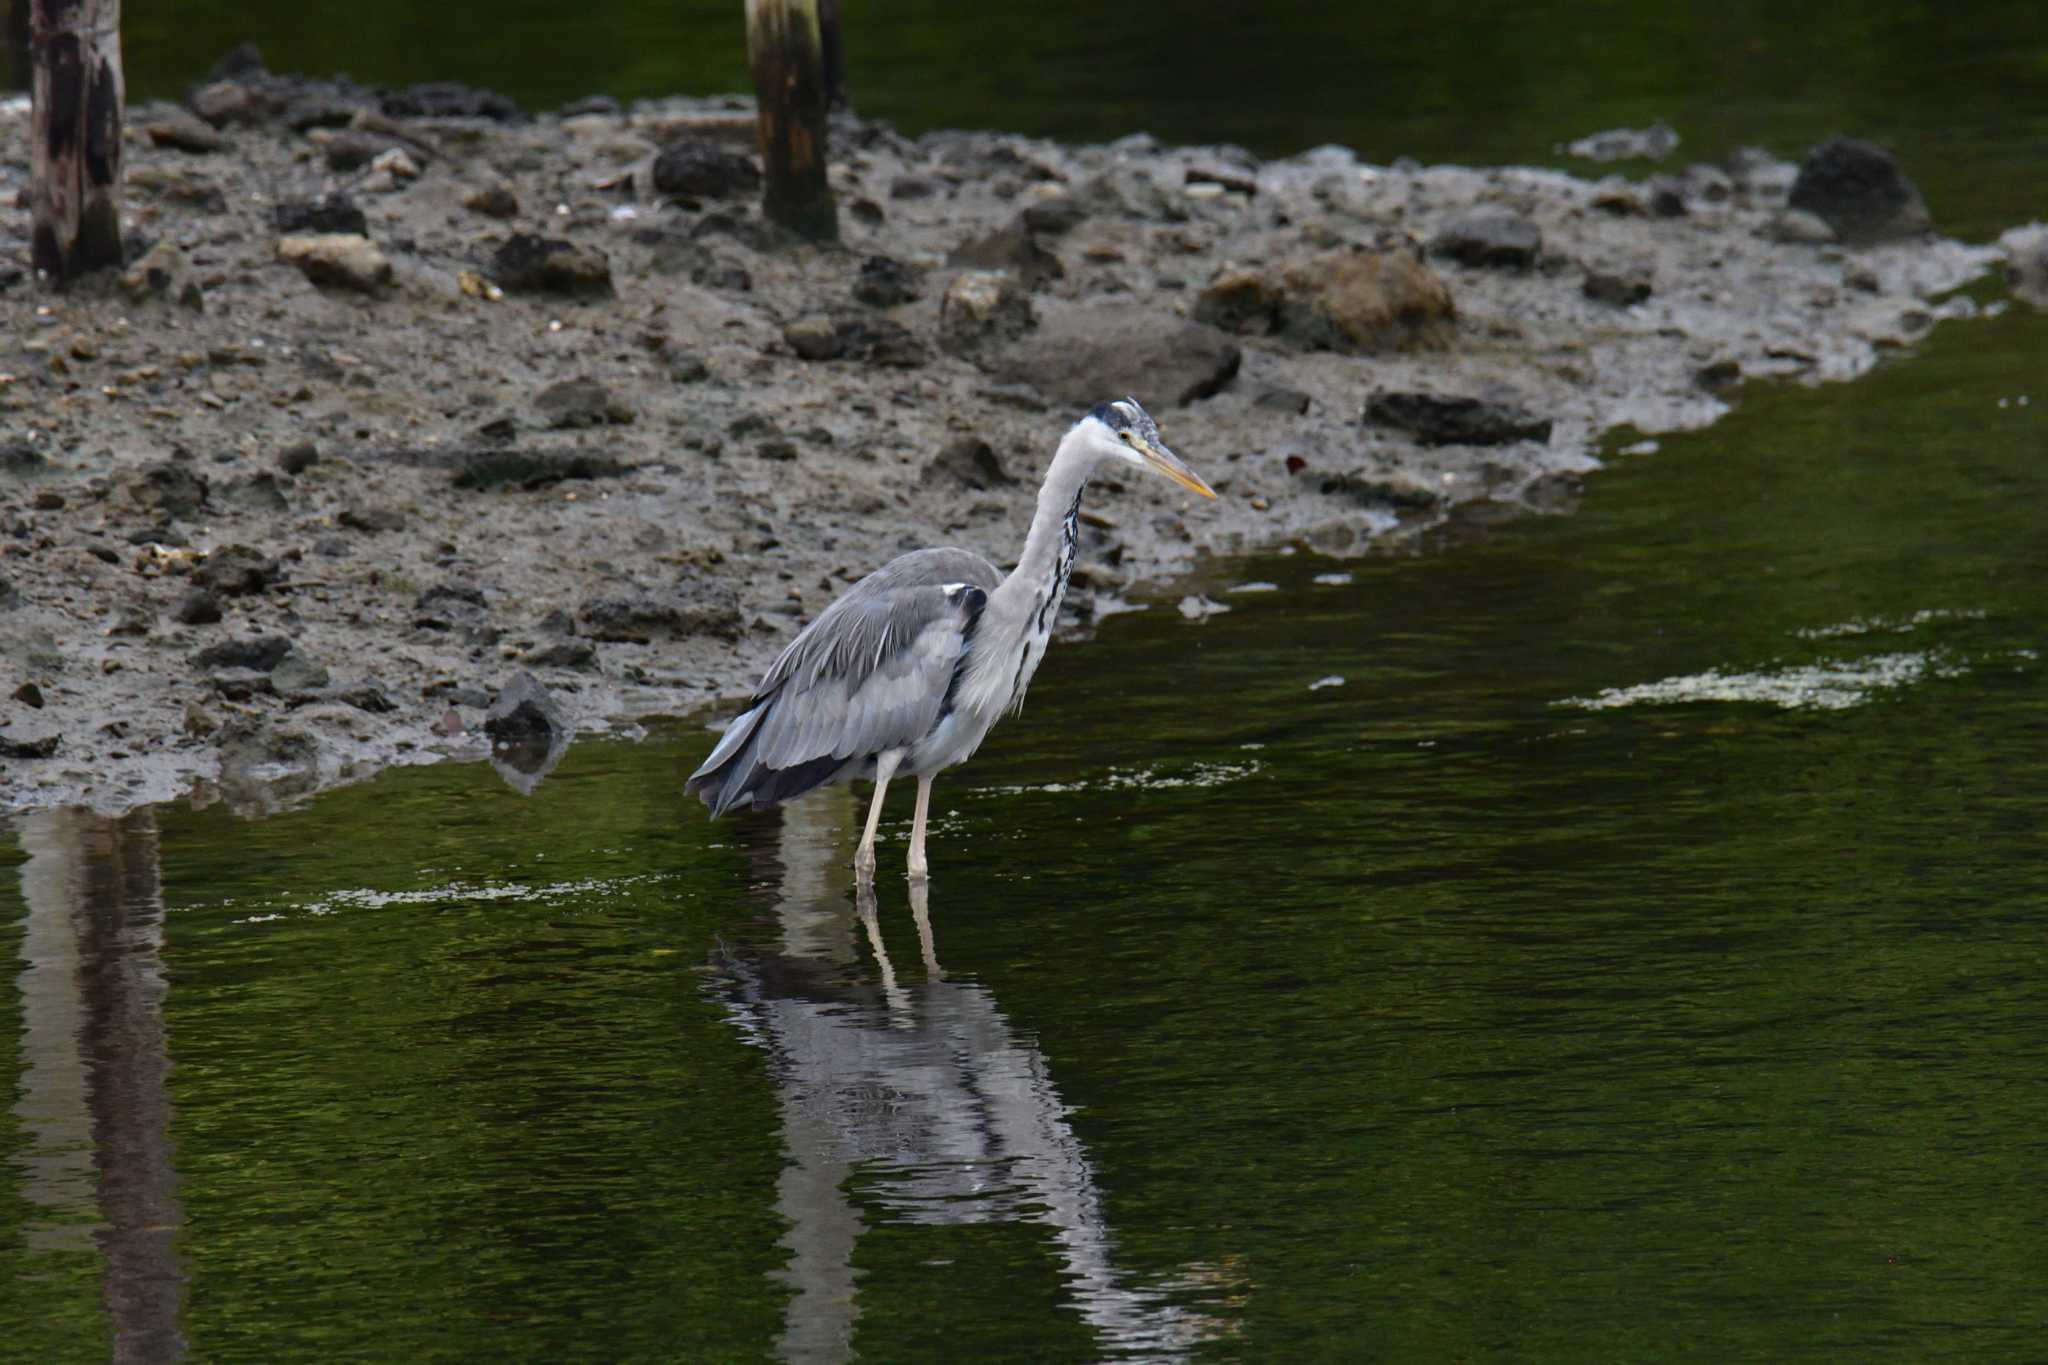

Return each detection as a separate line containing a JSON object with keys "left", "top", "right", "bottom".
{"left": 29, "top": 0, "right": 124, "bottom": 283}
{"left": 746, "top": 0, "right": 837, "bottom": 243}
{"left": 818, "top": 0, "right": 845, "bottom": 110}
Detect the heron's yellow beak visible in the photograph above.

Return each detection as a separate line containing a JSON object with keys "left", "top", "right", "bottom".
{"left": 1134, "top": 437, "right": 1217, "bottom": 499}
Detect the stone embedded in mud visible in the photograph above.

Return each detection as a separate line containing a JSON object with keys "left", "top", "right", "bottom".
{"left": 852, "top": 255, "right": 922, "bottom": 308}
{"left": 988, "top": 305, "right": 1240, "bottom": 408}
{"left": 1020, "top": 193, "right": 1085, "bottom": 236}
{"left": 784, "top": 315, "right": 928, "bottom": 368}
{"left": 12, "top": 681, "right": 42, "bottom": 708}
{"left": 338, "top": 505, "right": 406, "bottom": 533}
{"left": 273, "top": 194, "right": 368, "bottom": 237}
{"left": 490, "top": 234, "right": 614, "bottom": 298}
{"left": 277, "top": 234, "right": 394, "bottom": 293}
{"left": 939, "top": 270, "right": 1037, "bottom": 356}
{"left": 579, "top": 584, "right": 743, "bottom": 644}
{"left": 1788, "top": 137, "right": 1932, "bottom": 246}
{"left": 190, "top": 79, "right": 257, "bottom": 128}
{"left": 922, "top": 437, "right": 1017, "bottom": 491}
{"left": 193, "top": 544, "right": 283, "bottom": 596}
{"left": 1429, "top": 214, "right": 1542, "bottom": 270}
{"left": 380, "top": 81, "right": 520, "bottom": 122}
{"left": 272, "top": 652, "right": 331, "bottom": 693}
{"left": 651, "top": 137, "right": 761, "bottom": 199}
{"left": 948, "top": 222, "right": 1064, "bottom": 289}
{"left": 452, "top": 449, "right": 634, "bottom": 491}
{"left": 144, "top": 108, "right": 228, "bottom": 154}
{"left": 173, "top": 588, "right": 223, "bottom": 625}
{"left": 1582, "top": 260, "right": 1655, "bottom": 307}
{"left": 126, "top": 463, "right": 209, "bottom": 520}
{"left": 524, "top": 641, "right": 596, "bottom": 670}
{"left": 534, "top": 376, "right": 635, "bottom": 428}
{"left": 194, "top": 635, "right": 292, "bottom": 672}
{"left": 2, "top": 442, "right": 46, "bottom": 474}
{"left": 118, "top": 243, "right": 205, "bottom": 310}
{"left": 1195, "top": 239, "right": 1455, "bottom": 354}
{"left": 277, "top": 441, "right": 320, "bottom": 474}
{"left": 1319, "top": 469, "right": 1446, "bottom": 511}
{"left": 339, "top": 683, "right": 396, "bottom": 714}
{"left": 783, "top": 316, "right": 842, "bottom": 361}
{"left": 1365, "top": 391, "right": 1553, "bottom": 447}
{"left": 1765, "top": 209, "right": 1837, "bottom": 245}
{"left": 1254, "top": 388, "right": 1312, "bottom": 415}
{"left": 464, "top": 183, "right": 520, "bottom": 220}
{"left": 0, "top": 735, "right": 59, "bottom": 760}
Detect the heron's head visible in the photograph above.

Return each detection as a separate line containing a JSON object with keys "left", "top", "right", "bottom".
{"left": 1081, "top": 398, "right": 1216, "bottom": 499}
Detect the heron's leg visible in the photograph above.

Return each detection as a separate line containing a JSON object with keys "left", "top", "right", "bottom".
{"left": 907, "top": 777, "right": 934, "bottom": 881}
{"left": 854, "top": 752, "right": 900, "bottom": 881}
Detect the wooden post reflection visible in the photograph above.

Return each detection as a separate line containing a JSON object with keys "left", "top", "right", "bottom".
{"left": 13, "top": 809, "right": 184, "bottom": 1362}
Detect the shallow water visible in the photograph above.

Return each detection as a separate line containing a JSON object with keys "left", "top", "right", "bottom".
{"left": 4, "top": 296, "right": 2044, "bottom": 1357}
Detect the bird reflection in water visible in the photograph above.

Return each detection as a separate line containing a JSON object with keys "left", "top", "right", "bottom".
{"left": 714, "top": 794, "right": 1227, "bottom": 1362}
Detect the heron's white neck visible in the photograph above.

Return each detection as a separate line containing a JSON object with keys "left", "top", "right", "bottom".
{"left": 994, "top": 425, "right": 1098, "bottom": 618}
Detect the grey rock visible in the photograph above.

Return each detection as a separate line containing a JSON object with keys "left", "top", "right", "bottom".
{"left": 1254, "top": 388, "right": 1312, "bottom": 415}
{"left": 338, "top": 505, "right": 406, "bottom": 533}
{"left": 784, "top": 315, "right": 928, "bottom": 368}
{"left": 1583, "top": 261, "right": 1654, "bottom": 307}
{"left": 463, "top": 184, "right": 519, "bottom": 220}
{"left": 524, "top": 640, "right": 596, "bottom": 670}
{"left": 490, "top": 234, "right": 614, "bottom": 298}
{"left": 1365, "top": 391, "right": 1553, "bottom": 447}
{"left": 0, "top": 734, "right": 59, "bottom": 760}
{"left": 483, "top": 672, "right": 566, "bottom": 745}
{"left": 339, "top": 683, "right": 396, "bottom": 713}
{"left": 579, "top": 584, "right": 743, "bottom": 643}
{"left": 1765, "top": 208, "right": 1837, "bottom": 245}
{"left": 126, "top": 463, "right": 209, "bottom": 520}
{"left": 852, "top": 255, "right": 921, "bottom": 308}
{"left": 173, "top": 587, "right": 223, "bottom": 625}
{"left": 1788, "top": 137, "right": 1932, "bottom": 246}
{"left": 940, "top": 270, "right": 1037, "bottom": 356}
{"left": 272, "top": 653, "right": 331, "bottom": 693}
{"left": 1020, "top": 194, "right": 1086, "bottom": 236}
{"left": 144, "top": 108, "right": 229, "bottom": 153}
{"left": 194, "top": 635, "right": 292, "bottom": 672}
{"left": 276, "top": 233, "right": 393, "bottom": 293}
{"left": 273, "top": 194, "right": 367, "bottom": 237}
{"left": 889, "top": 175, "right": 938, "bottom": 201}
{"left": 2, "top": 442, "right": 47, "bottom": 475}
{"left": 652, "top": 138, "right": 761, "bottom": 198}
{"left": 922, "top": 437, "right": 1016, "bottom": 490}
{"left": 948, "top": 222, "right": 1064, "bottom": 288}
{"left": 278, "top": 441, "right": 319, "bottom": 474}
{"left": 119, "top": 242, "right": 205, "bottom": 309}
{"left": 193, "top": 545, "right": 282, "bottom": 596}
{"left": 1429, "top": 214, "right": 1542, "bottom": 270}
{"left": 1194, "top": 239, "right": 1455, "bottom": 354}
{"left": 988, "top": 306, "right": 1240, "bottom": 408}
{"left": 534, "top": 376, "right": 634, "bottom": 428}
{"left": 452, "top": 450, "right": 634, "bottom": 491}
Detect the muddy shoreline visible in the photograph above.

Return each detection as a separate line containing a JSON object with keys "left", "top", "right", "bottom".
{"left": 0, "top": 71, "right": 2014, "bottom": 817}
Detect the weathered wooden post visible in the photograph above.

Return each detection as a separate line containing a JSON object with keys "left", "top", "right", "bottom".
{"left": 28, "top": 0, "right": 124, "bottom": 282}
{"left": 746, "top": 0, "right": 838, "bottom": 242}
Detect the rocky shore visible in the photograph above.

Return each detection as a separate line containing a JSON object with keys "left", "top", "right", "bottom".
{"left": 0, "top": 57, "right": 2020, "bottom": 816}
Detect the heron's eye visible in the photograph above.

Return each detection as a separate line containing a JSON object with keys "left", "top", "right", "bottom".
{"left": 1118, "top": 430, "right": 1134, "bottom": 443}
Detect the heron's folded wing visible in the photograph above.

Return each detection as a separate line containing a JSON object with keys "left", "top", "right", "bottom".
{"left": 745, "top": 582, "right": 979, "bottom": 770}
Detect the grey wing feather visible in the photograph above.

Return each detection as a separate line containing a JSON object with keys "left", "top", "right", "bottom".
{"left": 688, "top": 548, "right": 1000, "bottom": 811}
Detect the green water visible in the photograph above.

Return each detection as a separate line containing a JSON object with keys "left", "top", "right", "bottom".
{"left": 7, "top": 5, "right": 2048, "bottom": 1359}
{"left": 4, "top": 303, "right": 2044, "bottom": 1357}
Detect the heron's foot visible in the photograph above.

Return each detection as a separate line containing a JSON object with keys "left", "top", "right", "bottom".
{"left": 853, "top": 841, "right": 878, "bottom": 880}
{"left": 906, "top": 856, "right": 930, "bottom": 883}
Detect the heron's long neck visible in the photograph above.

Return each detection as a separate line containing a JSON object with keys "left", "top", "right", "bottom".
{"left": 994, "top": 432, "right": 1095, "bottom": 627}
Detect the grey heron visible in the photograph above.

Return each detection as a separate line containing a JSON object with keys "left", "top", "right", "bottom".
{"left": 687, "top": 398, "right": 1215, "bottom": 879}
